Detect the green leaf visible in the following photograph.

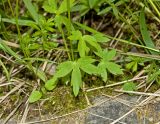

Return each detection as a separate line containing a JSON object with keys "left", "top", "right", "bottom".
{"left": 106, "top": 62, "right": 123, "bottom": 75}
{"left": 132, "top": 62, "right": 138, "bottom": 72}
{"left": 23, "top": 0, "right": 39, "bottom": 23}
{"left": 88, "top": 0, "right": 99, "bottom": 9}
{"left": 126, "top": 61, "right": 135, "bottom": 70}
{"left": 28, "top": 43, "right": 41, "bottom": 50}
{"left": 0, "top": 59, "right": 10, "bottom": 81}
{"left": 71, "top": 65, "right": 82, "bottom": 96}
{"left": 98, "top": 6, "right": 112, "bottom": 15}
{"left": 58, "top": 0, "right": 75, "bottom": 14}
{"left": 78, "top": 39, "right": 87, "bottom": 57}
{"left": 2, "top": 18, "right": 36, "bottom": 26}
{"left": 55, "top": 61, "right": 73, "bottom": 78}
{"left": 83, "top": 35, "right": 101, "bottom": 52}
{"left": 139, "top": 8, "right": 157, "bottom": 55}
{"left": 98, "top": 62, "right": 107, "bottom": 82}
{"left": 54, "top": 15, "right": 74, "bottom": 31}
{"left": 80, "top": 63, "right": 98, "bottom": 75}
{"left": 93, "top": 33, "right": 110, "bottom": 43}
{"left": 78, "top": 56, "right": 96, "bottom": 64}
{"left": 78, "top": 57, "right": 98, "bottom": 75}
{"left": 0, "top": 41, "right": 21, "bottom": 60}
{"left": 95, "top": 49, "right": 116, "bottom": 61}
{"left": 147, "top": 70, "right": 160, "bottom": 84}
{"left": 29, "top": 90, "right": 42, "bottom": 103}
{"left": 45, "top": 77, "right": 58, "bottom": 90}
{"left": 68, "top": 30, "right": 82, "bottom": 40}
{"left": 112, "top": 3, "right": 119, "bottom": 19}
{"left": 43, "top": 0, "right": 57, "bottom": 13}
{"left": 33, "top": 67, "right": 47, "bottom": 82}
{"left": 123, "top": 82, "right": 136, "bottom": 91}
{"left": 103, "top": 49, "right": 116, "bottom": 61}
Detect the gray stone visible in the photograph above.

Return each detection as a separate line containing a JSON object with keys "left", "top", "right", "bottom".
{"left": 85, "top": 95, "right": 160, "bottom": 124}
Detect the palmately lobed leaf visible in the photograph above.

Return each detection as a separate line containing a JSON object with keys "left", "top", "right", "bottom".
{"left": 103, "top": 49, "right": 116, "bottom": 61}
{"left": 105, "top": 62, "right": 123, "bottom": 75}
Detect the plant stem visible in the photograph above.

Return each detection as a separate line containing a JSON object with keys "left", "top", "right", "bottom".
{"left": 67, "top": 0, "right": 74, "bottom": 60}
{"left": 60, "top": 27, "right": 71, "bottom": 60}
{"left": 148, "top": 0, "right": 160, "bottom": 18}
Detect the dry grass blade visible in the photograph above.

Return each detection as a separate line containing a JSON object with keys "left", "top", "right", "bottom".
{"left": 110, "top": 88, "right": 160, "bottom": 124}
{"left": 0, "top": 82, "right": 25, "bottom": 104}
{"left": 86, "top": 76, "right": 147, "bottom": 92}
{"left": 114, "top": 89, "right": 160, "bottom": 97}
{"left": 87, "top": 112, "right": 127, "bottom": 124}
{"left": 2, "top": 101, "right": 23, "bottom": 124}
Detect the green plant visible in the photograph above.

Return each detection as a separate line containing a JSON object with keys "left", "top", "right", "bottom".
{"left": 96, "top": 49, "right": 123, "bottom": 82}
{"left": 71, "top": 0, "right": 104, "bottom": 16}
{"left": 126, "top": 56, "right": 146, "bottom": 72}
{"left": 45, "top": 56, "right": 99, "bottom": 96}
{"left": 122, "top": 82, "right": 137, "bottom": 91}
{"left": 147, "top": 62, "right": 160, "bottom": 85}
{"left": 2, "top": 0, "right": 159, "bottom": 105}
{"left": 45, "top": 30, "right": 123, "bottom": 96}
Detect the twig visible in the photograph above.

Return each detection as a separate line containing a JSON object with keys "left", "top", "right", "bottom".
{"left": 2, "top": 101, "right": 23, "bottom": 124}
{"left": 87, "top": 112, "right": 127, "bottom": 124}
{"left": 110, "top": 108, "right": 136, "bottom": 124}
{"left": 0, "top": 82, "right": 12, "bottom": 87}
{"left": 0, "top": 82, "right": 25, "bottom": 104}
{"left": 114, "top": 89, "right": 160, "bottom": 97}
{"left": 86, "top": 76, "right": 147, "bottom": 92}
{"left": 20, "top": 101, "right": 29, "bottom": 123}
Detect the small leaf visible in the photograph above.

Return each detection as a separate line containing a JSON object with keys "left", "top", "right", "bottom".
{"left": 45, "top": 77, "right": 58, "bottom": 90}
{"left": 93, "top": 33, "right": 110, "bottom": 43}
{"left": 88, "top": 0, "right": 99, "bottom": 9}
{"left": 28, "top": 43, "right": 41, "bottom": 50}
{"left": 83, "top": 35, "right": 101, "bottom": 52}
{"left": 139, "top": 8, "right": 157, "bottom": 55}
{"left": 80, "top": 64, "right": 98, "bottom": 75}
{"left": 147, "top": 70, "right": 160, "bottom": 84}
{"left": 78, "top": 56, "right": 96, "bottom": 65}
{"left": 23, "top": 0, "right": 39, "bottom": 23}
{"left": 71, "top": 65, "right": 82, "bottom": 96}
{"left": 123, "top": 82, "right": 136, "bottom": 91}
{"left": 78, "top": 57, "right": 98, "bottom": 75}
{"left": 43, "top": 0, "right": 57, "bottom": 13}
{"left": 78, "top": 39, "right": 87, "bottom": 57}
{"left": 55, "top": 61, "right": 73, "bottom": 78}
{"left": 132, "top": 62, "right": 138, "bottom": 72}
{"left": 103, "top": 49, "right": 116, "bottom": 61}
{"left": 68, "top": 30, "right": 82, "bottom": 40}
{"left": 58, "top": 0, "right": 75, "bottom": 14}
{"left": 33, "top": 67, "right": 47, "bottom": 82}
{"left": 98, "top": 62, "right": 107, "bottom": 82}
{"left": 29, "top": 90, "right": 42, "bottom": 103}
{"left": 126, "top": 62, "right": 135, "bottom": 70}
{"left": 106, "top": 62, "right": 123, "bottom": 75}
{"left": 98, "top": 6, "right": 112, "bottom": 15}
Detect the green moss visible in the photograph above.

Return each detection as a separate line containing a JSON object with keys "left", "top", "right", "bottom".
{"left": 42, "top": 86, "right": 87, "bottom": 115}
